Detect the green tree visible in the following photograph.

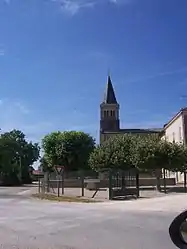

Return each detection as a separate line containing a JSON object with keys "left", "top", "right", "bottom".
{"left": 89, "top": 134, "right": 137, "bottom": 171}
{"left": 39, "top": 156, "right": 52, "bottom": 172}
{"left": 89, "top": 133, "right": 187, "bottom": 191}
{"left": 42, "top": 131, "right": 95, "bottom": 171}
{"left": 0, "top": 129, "right": 40, "bottom": 185}
{"left": 133, "top": 135, "right": 187, "bottom": 190}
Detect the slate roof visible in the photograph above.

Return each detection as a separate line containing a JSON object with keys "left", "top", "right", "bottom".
{"left": 103, "top": 76, "right": 118, "bottom": 104}
{"left": 103, "top": 128, "right": 163, "bottom": 134}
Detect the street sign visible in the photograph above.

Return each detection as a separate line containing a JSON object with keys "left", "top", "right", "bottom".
{"left": 54, "top": 165, "right": 64, "bottom": 175}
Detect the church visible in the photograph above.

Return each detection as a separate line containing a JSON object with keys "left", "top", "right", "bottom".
{"left": 100, "top": 76, "right": 162, "bottom": 144}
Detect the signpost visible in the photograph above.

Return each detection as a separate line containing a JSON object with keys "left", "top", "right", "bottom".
{"left": 54, "top": 165, "right": 64, "bottom": 197}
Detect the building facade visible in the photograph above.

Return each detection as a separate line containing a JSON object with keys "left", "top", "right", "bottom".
{"left": 99, "top": 76, "right": 187, "bottom": 183}
{"left": 100, "top": 76, "right": 162, "bottom": 144}
{"left": 162, "top": 108, "right": 187, "bottom": 145}
{"left": 162, "top": 108, "right": 187, "bottom": 183}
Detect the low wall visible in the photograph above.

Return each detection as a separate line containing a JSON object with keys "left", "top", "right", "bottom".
{"left": 45, "top": 177, "right": 176, "bottom": 188}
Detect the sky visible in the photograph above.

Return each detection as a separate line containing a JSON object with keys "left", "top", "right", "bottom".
{"left": 0, "top": 0, "right": 187, "bottom": 155}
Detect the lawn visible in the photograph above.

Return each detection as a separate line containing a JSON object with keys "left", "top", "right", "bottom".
{"left": 32, "top": 193, "right": 101, "bottom": 203}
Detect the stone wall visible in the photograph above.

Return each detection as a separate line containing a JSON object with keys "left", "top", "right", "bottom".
{"left": 45, "top": 177, "right": 176, "bottom": 189}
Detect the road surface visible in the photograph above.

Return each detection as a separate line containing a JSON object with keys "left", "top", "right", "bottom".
{"left": 0, "top": 186, "right": 187, "bottom": 249}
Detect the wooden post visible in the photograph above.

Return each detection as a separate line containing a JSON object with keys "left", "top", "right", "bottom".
{"left": 136, "top": 171, "right": 139, "bottom": 198}
{"left": 109, "top": 169, "right": 112, "bottom": 200}
{"left": 57, "top": 179, "right": 60, "bottom": 197}
{"left": 184, "top": 171, "right": 187, "bottom": 193}
{"left": 163, "top": 168, "right": 167, "bottom": 194}
{"left": 81, "top": 171, "right": 84, "bottom": 197}
{"left": 61, "top": 174, "right": 64, "bottom": 195}
{"left": 38, "top": 179, "right": 41, "bottom": 193}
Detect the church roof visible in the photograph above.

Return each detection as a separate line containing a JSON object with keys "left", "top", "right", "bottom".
{"left": 103, "top": 128, "right": 163, "bottom": 134}
{"left": 103, "top": 76, "right": 117, "bottom": 104}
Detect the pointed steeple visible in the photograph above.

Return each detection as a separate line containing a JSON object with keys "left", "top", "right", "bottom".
{"left": 103, "top": 75, "right": 117, "bottom": 104}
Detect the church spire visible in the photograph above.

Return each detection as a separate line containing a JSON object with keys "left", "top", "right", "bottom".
{"left": 103, "top": 75, "right": 117, "bottom": 104}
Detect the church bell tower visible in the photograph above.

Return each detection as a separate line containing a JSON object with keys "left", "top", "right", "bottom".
{"left": 100, "top": 75, "right": 120, "bottom": 139}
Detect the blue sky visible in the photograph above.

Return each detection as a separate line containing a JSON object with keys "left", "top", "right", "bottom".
{"left": 0, "top": 0, "right": 187, "bottom": 148}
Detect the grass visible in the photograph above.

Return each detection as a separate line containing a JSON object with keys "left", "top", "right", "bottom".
{"left": 32, "top": 193, "right": 101, "bottom": 203}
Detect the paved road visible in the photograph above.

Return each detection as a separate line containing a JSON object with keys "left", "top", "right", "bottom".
{"left": 0, "top": 187, "right": 186, "bottom": 249}
{"left": 0, "top": 185, "right": 37, "bottom": 200}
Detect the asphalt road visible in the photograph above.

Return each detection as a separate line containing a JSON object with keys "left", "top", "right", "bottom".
{"left": 0, "top": 186, "right": 186, "bottom": 249}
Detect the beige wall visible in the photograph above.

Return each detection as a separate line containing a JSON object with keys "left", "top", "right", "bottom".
{"left": 100, "top": 132, "right": 118, "bottom": 144}
{"left": 162, "top": 114, "right": 184, "bottom": 144}
{"left": 162, "top": 113, "right": 186, "bottom": 183}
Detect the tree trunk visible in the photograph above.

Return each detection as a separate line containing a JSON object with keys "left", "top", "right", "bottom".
{"left": 155, "top": 169, "right": 162, "bottom": 192}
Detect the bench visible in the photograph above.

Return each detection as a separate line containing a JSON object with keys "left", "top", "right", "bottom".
{"left": 112, "top": 188, "right": 138, "bottom": 198}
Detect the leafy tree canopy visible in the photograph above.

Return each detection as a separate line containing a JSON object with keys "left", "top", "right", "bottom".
{"left": 89, "top": 133, "right": 187, "bottom": 173}
{"left": 0, "top": 129, "right": 40, "bottom": 185}
{"left": 89, "top": 134, "right": 138, "bottom": 171}
{"left": 42, "top": 131, "right": 95, "bottom": 171}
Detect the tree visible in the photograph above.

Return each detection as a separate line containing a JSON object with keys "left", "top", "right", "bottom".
{"left": 39, "top": 156, "right": 52, "bottom": 172}
{"left": 132, "top": 135, "right": 187, "bottom": 190}
{"left": 132, "top": 134, "right": 160, "bottom": 171}
{"left": 89, "top": 133, "right": 187, "bottom": 191}
{"left": 0, "top": 129, "right": 40, "bottom": 185}
{"left": 89, "top": 134, "right": 138, "bottom": 171}
{"left": 42, "top": 131, "right": 95, "bottom": 172}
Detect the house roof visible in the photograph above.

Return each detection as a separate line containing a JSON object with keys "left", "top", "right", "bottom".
{"left": 163, "top": 107, "right": 187, "bottom": 130}
{"left": 32, "top": 170, "right": 44, "bottom": 175}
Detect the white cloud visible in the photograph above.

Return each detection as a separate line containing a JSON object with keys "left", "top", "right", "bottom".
{"left": 51, "top": 0, "right": 132, "bottom": 15}
{"left": 51, "top": 0, "right": 95, "bottom": 15}
{"left": 109, "top": 0, "right": 131, "bottom": 3}
{"left": 14, "top": 102, "right": 30, "bottom": 115}
{"left": 128, "top": 66, "right": 187, "bottom": 84}
{"left": 0, "top": 99, "right": 53, "bottom": 143}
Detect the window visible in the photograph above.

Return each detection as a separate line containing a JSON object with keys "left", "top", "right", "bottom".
{"left": 172, "top": 132, "right": 175, "bottom": 143}
{"left": 179, "top": 127, "right": 182, "bottom": 142}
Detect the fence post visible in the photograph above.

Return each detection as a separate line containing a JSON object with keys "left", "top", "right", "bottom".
{"left": 57, "top": 175, "right": 60, "bottom": 197}
{"left": 109, "top": 169, "right": 112, "bottom": 200}
{"left": 61, "top": 174, "right": 64, "bottom": 195}
{"left": 38, "top": 178, "right": 41, "bottom": 193}
{"left": 163, "top": 168, "right": 167, "bottom": 194}
{"left": 47, "top": 173, "right": 50, "bottom": 193}
{"left": 136, "top": 171, "right": 139, "bottom": 198}
{"left": 184, "top": 171, "right": 187, "bottom": 193}
{"left": 81, "top": 170, "right": 84, "bottom": 197}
